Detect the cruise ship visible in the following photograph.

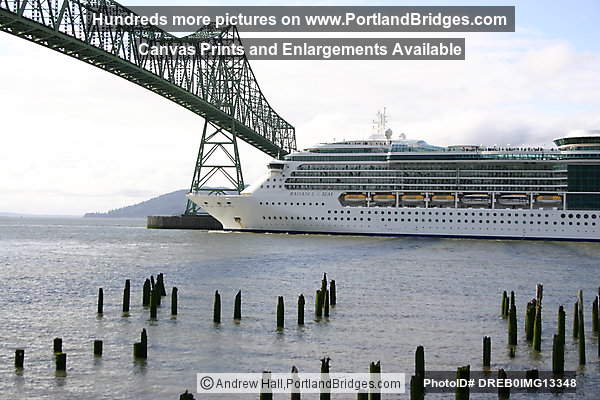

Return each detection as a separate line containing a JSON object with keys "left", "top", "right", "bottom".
{"left": 187, "top": 123, "right": 600, "bottom": 241}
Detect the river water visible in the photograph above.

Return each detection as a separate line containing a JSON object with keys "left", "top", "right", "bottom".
{"left": 0, "top": 217, "right": 599, "bottom": 399}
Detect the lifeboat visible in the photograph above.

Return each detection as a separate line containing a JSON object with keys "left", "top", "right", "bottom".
{"left": 343, "top": 193, "right": 367, "bottom": 203}
{"left": 373, "top": 193, "right": 396, "bottom": 204}
{"left": 401, "top": 194, "right": 425, "bottom": 203}
{"left": 498, "top": 194, "right": 529, "bottom": 206}
{"left": 535, "top": 195, "right": 562, "bottom": 204}
{"left": 431, "top": 194, "right": 455, "bottom": 204}
{"left": 461, "top": 194, "right": 490, "bottom": 205}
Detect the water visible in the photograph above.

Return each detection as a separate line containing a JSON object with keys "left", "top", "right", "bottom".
{"left": 0, "top": 217, "right": 599, "bottom": 399}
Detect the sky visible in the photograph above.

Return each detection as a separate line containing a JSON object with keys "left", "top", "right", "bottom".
{"left": 1, "top": 0, "right": 600, "bottom": 215}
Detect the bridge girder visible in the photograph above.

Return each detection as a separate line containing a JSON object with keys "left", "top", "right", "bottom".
{"left": 0, "top": 0, "right": 296, "bottom": 159}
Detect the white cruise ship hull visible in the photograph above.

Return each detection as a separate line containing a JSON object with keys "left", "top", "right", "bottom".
{"left": 187, "top": 192, "right": 600, "bottom": 241}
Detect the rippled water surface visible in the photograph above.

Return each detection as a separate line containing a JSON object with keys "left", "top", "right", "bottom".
{"left": 1, "top": 217, "right": 600, "bottom": 399}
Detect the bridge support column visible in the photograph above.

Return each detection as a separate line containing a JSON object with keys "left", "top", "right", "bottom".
{"left": 185, "top": 119, "right": 245, "bottom": 215}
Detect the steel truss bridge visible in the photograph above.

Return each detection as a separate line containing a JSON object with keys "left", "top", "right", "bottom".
{"left": 0, "top": 0, "right": 296, "bottom": 214}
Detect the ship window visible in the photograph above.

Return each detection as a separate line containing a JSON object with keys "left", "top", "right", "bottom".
{"left": 408, "top": 218, "right": 411, "bottom": 222}
{"left": 328, "top": 217, "right": 331, "bottom": 220}
{"left": 576, "top": 214, "right": 581, "bottom": 219}
{"left": 401, "top": 219, "right": 405, "bottom": 222}
{"left": 568, "top": 214, "right": 573, "bottom": 218}
{"left": 368, "top": 211, "right": 372, "bottom": 214}
{"left": 334, "top": 210, "right": 337, "bottom": 214}
{"left": 348, "top": 211, "right": 351, "bottom": 214}
{"left": 561, "top": 222, "right": 565, "bottom": 225}
{"left": 262, "top": 216, "right": 265, "bottom": 219}
{"left": 584, "top": 214, "right": 589, "bottom": 219}
{"left": 259, "top": 202, "right": 263, "bottom": 205}
{"left": 367, "top": 218, "right": 371, "bottom": 221}
{"left": 354, "top": 217, "right": 357, "bottom": 221}
{"left": 334, "top": 217, "right": 337, "bottom": 220}
{"left": 593, "top": 215, "right": 597, "bottom": 219}
{"left": 360, "top": 218, "right": 364, "bottom": 221}
{"left": 553, "top": 222, "right": 557, "bottom": 225}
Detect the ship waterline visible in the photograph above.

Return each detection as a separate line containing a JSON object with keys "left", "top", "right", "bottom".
{"left": 188, "top": 131, "right": 600, "bottom": 241}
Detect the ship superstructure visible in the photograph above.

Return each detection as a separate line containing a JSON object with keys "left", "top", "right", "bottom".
{"left": 188, "top": 123, "right": 600, "bottom": 241}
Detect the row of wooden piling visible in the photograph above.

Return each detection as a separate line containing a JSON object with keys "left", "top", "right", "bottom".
{"left": 501, "top": 284, "right": 600, "bottom": 373}
{"left": 97, "top": 272, "right": 338, "bottom": 329}
{"left": 13, "top": 337, "right": 104, "bottom": 372}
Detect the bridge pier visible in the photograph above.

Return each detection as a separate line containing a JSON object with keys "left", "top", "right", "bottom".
{"left": 147, "top": 215, "right": 222, "bottom": 230}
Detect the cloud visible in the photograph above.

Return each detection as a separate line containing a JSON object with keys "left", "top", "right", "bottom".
{"left": 1, "top": 22, "right": 600, "bottom": 214}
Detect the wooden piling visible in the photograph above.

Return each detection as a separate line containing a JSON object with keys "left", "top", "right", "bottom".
{"left": 93, "top": 340, "right": 103, "bottom": 356}
{"left": 55, "top": 353, "right": 66, "bottom": 372}
{"left": 315, "top": 290, "right": 323, "bottom": 318}
{"left": 213, "top": 290, "right": 221, "bottom": 324}
{"left": 53, "top": 338, "right": 62, "bottom": 353}
{"left": 320, "top": 357, "right": 331, "bottom": 400}
{"left": 15, "top": 349, "right": 24, "bottom": 369}
{"left": 142, "top": 279, "right": 151, "bottom": 307}
{"left": 150, "top": 289, "right": 158, "bottom": 320}
{"left": 320, "top": 273, "right": 327, "bottom": 313}
{"left": 592, "top": 297, "right": 598, "bottom": 334}
{"left": 415, "top": 346, "right": 425, "bottom": 378}
{"left": 150, "top": 275, "right": 155, "bottom": 290}
{"left": 368, "top": 361, "right": 381, "bottom": 400}
{"left": 573, "top": 302, "right": 579, "bottom": 339}
{"left": 158, "top": 273, "right": 167, "bottom": 296}
{"left": 298, "top": 294, "right": 305, "bottom": 325}
{"left": 455, "top": 365, "right": 470, "bottom": 400}
{"left": 533, "top": 303, "right": 542, "bottom": 352}
{"left": 508, "top": 303, "right": 517, "bottom": 346}
{"left": 291, "top": 366, "right": 301, "bottom": 400}
{"left": 357, "top": 392, "right": 368, "bottom": 400}
{"left": 483, "top": 336, "right": 491, "bottom": 368}
{"left": 324, "top": 290, "right": 330, "bottom": 318}
{"left": 330, "top": 280, "right": 336, "bottom": 306}
{"left": 410, "top": 375, "right": 424, "bottom": 400}
{"left": 180, "top": 390, "right": 195, "bottom": 400}
{"left": 259, "top": 371, "right": 272, "bottom": 400}
{"left": 525, "top": 300, "right": 536, "bottom": 342}
{"left": 123, "top": 279, "right": 130, "bottom": 313}
{"left": 277, "top": 296, "right": 285, "bottom": 329}
{"left": 171, "top": 287, "right": 178, "bottom": 316}
{"left": 155, "top": 283, "right": 162, "bottom": 306}
{"left": 498, "top": 369, "right": 510, "bottom": 400}
{"left": 552, "top": 334, "right": 564, "bottom": 375}
{"left": 234, "top": 290, "right": 241, "bottom": 320}
{"left": 510, "top": 291, "right": 515, "bottom": 310}
{"left": 578, "top": 290, "right": 586, "bottom": 366}
{"left": 558, "top": 305, "right": 566, "bottom": 345}
{"left": 501, "top": 291, "right": 508, "bottom": 318}
{"left": 97, "top": 288, "right": 103, "bottom": 314}
{"left": 134, "top": 328, "right": 148, "bottom": 359}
